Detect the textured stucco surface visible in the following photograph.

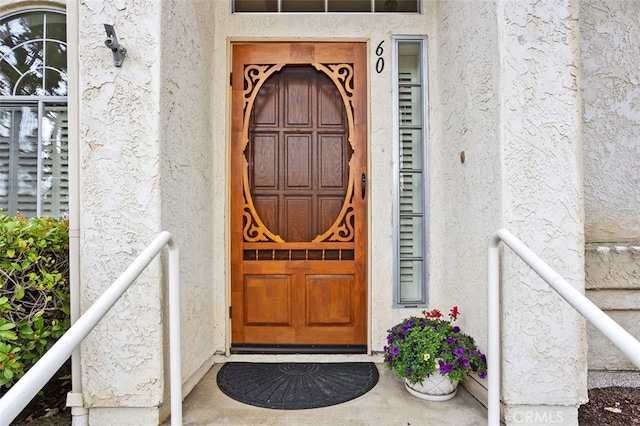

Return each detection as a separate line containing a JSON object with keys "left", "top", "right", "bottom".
{"left": 587, "top": 309, "right": 640, "bottom": 370}
{"left": 581, "top": 0, "right": 640, "bottom": 242}
{"left": 498, "top": 0, "right": 586, "bottom": 407}
{"left": 159, "top": 0, "right": 216, "bottom": 401}
{"left": 432, "top": 0, "right": 501, "bottom": 357}
{"left": 434, "top": 0, "right": 587, "bottom": 415}
{"left": 581, "top": 0, "right": 640, "bottom": 373}
{"left": 78, "top": 0, "right": 166, "bottom": 409}
{"left": 585, "top": 243, "right": 640, "bottom": 291}
{"left": 585, "top": 243, "right": 640, "bottom": 369}
{"left": 77, "top": 0, "right": 218, "bottom": 418}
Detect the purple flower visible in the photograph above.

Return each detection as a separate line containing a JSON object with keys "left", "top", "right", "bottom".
{"left": 406, "top": 367, "right": 413, "bottom": 376}
{"left": 453, "top": 326, "right": 460, "bottom": 333}
{"left": 387, "top": 335, "right": 394, "bottom": 344}
{"left": 439, "top": 362, "right": 454, "bottom": 374}
{"left": 445, "top": 337, "right": 455, "bottom": 344}
{"left": 457, "top": 357, "right": 470, "bottom": 367}
{"left": 391, "top": 346, "right": 400, "bottom": 356}
{"left": 478, "top": 371, "right": 487, "bottom": 379}
{"left": 480, "top": 354, "right": 487, "bottom": 363}
{"left": 454, "top": 346, "right": 464, "bottom": 357}
{"left": 469, "top": 349, "right": 477, "bottom": 357}
{"left": 401, "top": 325, "right": 410, "bottom": 333}
{"left": 406, "top": 319, "right": 414, "bottom": 327}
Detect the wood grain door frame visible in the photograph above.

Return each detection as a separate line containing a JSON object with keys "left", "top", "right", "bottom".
{"left": 230, "top": 42, "right": 368, "bottom": 352}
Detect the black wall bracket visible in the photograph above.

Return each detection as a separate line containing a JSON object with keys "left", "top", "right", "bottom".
{"left": 104, "top": 24, "right": 127, "bottom": 67}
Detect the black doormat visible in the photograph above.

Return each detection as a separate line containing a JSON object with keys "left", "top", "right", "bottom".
{"left": 216, "top": 362, "right": 379, "bottom": 410}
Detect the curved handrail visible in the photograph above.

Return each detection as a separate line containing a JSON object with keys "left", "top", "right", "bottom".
{"left": 0, "top": 231, "right": 181, "bottom": 426}
{"left": 487, "top": 229, "right": 640, "bottom": 425}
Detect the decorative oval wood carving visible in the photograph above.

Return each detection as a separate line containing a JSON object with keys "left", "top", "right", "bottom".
{"left": 241, "top": 63, "right": 357, "bottom": 244}
{"left": 241, "top": 64, "right": 286, "bottom": 243}
{"left": 311, "top": 63, "right": 356, "bottom": 243}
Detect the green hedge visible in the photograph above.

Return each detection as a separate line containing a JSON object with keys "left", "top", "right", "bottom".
{"left": 0, "top": 213, "right": 70, "bottom": 389}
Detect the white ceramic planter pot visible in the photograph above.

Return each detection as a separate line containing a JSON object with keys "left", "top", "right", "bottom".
{"left": 404, "top": 373, "right": 459, "bottom": 401}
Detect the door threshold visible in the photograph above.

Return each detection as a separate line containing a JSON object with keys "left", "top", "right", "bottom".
{"left": 231, "top": 344, "right": 367, "bottom": 355}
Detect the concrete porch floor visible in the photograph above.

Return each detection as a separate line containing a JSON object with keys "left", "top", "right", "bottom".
{"left": 167, "top": 358, "right": 488, "bottom": 425}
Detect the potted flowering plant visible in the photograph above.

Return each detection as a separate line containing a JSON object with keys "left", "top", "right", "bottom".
{"left": 383, "top": 306, "right": 488, "bottom": 400}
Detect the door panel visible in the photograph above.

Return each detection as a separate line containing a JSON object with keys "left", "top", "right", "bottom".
{"left": 231, "top": 42, "right": 367, "bottom": 350}
{"left": 244, "top": 275, "right": 291, "bottom": 325}
{"left": 306, "top": 275, "right": 354, "bottom": 325}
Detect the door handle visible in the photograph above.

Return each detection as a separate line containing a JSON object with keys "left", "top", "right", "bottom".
{"left": 361, "top": 173, "right": 366, "bottom": 199}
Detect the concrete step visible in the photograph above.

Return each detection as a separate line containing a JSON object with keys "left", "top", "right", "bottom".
{"left": 168, "top": 362, "right": 488, "bottom": 425}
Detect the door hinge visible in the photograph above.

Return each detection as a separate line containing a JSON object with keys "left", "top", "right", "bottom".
{"left": 229, "top": 73, "right": 232, "bottom": 86}
{"left": 229, "top": 306, "right": 232, "bottom": 318}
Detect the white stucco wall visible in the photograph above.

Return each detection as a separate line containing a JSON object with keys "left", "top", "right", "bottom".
{"left": 432, "top": 0, "right": 501, "bottom": 356}
{"left": 585, "top": 243, "right": 640, "bottom": 370}
{"left": 76, "top": 0, "right": 218, "bottom": 421}
{"left": 159, "top": 0, "right": 216, "bottom": 400}
{"left": 581, "top": 0, "right": 640, "bottom": 372}
{"left": 434, "top": 1, "right": 587, "bottom": 421}
{"left": 581, "top": 0, "right": 640, "bottom": 243}
{"left": 498, "top": 0, "right": 586, "bottom": 414}
{"left": 76, "top": 1, "right": 166, "bottom": 422}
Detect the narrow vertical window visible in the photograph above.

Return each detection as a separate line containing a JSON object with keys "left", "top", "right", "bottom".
{"left": 393, "top": 37, "right": 428, "bottom": 307}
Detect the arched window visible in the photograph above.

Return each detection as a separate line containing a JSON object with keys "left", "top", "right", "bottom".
{"left": 0, "top": 9, "right": 67, "bottom": 217}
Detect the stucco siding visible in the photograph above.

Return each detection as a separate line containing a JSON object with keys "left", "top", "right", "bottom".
{"left": 432, "top": 0, "right": 501, "bottom": 356}
{"left": 159, "top": 0, "right": 216, "bottom": 400}
{"left": 498, "top": 0, "right": 586, "bottom": 408}
{"left": 78, "top": 0, "right": 165, "bottom": 409}
{"left": 585, "top": 243, "right": 640, "bottom": 370}
{"left": 581, "top": 0, "right": 640, "bottom": 243}
{"left": 581, "top": 0, "right": 640, "bottom": 372}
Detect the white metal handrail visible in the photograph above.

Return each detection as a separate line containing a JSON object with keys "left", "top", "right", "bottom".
{"left": 0, "top": 231, "right": 181, "bottom": 426}
{"left": 488, "top": 228, "right": 640, "bottom": 425}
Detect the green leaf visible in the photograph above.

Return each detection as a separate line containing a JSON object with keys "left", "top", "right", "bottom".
{"left": 33, "top": 315, "right": 44, "bottom": 330}
{"left": 15, "top": 284, "right": 24, "bottom": 300}
{"left": 0, "top": 322, "right": 16, "bottom": 331}
{"left": 0, "top": 330, "right": 17, "bottom": 340}
{"left": 18, "top": 325, "right": 34, "bottom": 336}
{"left": 0, "top": 213, "right": 69, "bottom": 388}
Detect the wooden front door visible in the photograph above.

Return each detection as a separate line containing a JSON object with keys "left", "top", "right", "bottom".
{"left": 230, "top": 43, "right": 367, "bottom": 351}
